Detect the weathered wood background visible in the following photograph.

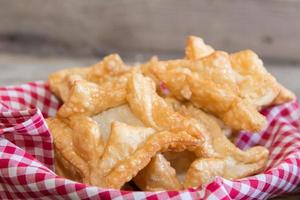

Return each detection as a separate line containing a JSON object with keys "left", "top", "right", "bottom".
{"left": 0, "top": 0, "right": 299, "bottom": 97}
{"left": 0, "top": 0, "right": 300, "bottom": 62}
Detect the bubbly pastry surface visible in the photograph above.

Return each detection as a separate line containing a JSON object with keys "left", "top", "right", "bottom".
{"left": 46, "top": 35, "right": 295, "bottom": 191}
{"left": 92, "top": 104, "right": 144, "bottom": 142}
{"left": 134, "top": 154, "right": 183, "bottom": 191}
{"left": 142, "top": 52, "right": 267, "bottom": 132}
{"left": 184, "top": 35, "right": 295, "bottom": 107}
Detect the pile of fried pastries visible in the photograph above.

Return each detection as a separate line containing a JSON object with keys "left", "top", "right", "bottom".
{"left": 46, "top": 36, "right": 295, "bottom": 191}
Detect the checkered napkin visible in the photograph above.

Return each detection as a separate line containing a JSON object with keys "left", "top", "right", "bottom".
{"left": 0, "top": 81, "right": 300, "bottom": 200}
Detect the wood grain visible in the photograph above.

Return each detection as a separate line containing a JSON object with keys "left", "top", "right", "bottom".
{"left": 0, "top": 0, "right": 300, "bottom": 62}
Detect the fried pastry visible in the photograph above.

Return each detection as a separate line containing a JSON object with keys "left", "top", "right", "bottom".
{"left": 48, "top": 71, "right": 204, "bottom": 189}
{"left": 272, "top": 84, "right": 296, "bottom": 105}
{"left": 127, "top": 73, "right": 207, "bottom": 139}
{"left": 101, "top": 131, "right": 198, "bottom": 189}
{"left": 48, "top": 54, "right": 130, "bottom": 102}
{"left": 185, "top": 36, "right": 214, "bottom": 60}
{"left": 90, "top": 104, "right": 188, "bottom": 191}
{"left": 92, "top": 104, "right": 144, "bottom": 141}
{"left": 46, "top": 35, "right": 293, "bottom": 191}
{"left": 126, "top": 73, "right": 267, "bottom": 190}
{"left": 134, "top": 99, "right": 268, "bottom": 190}
{"left": 89, "top": 121, "right": 154, "bottom": 188}
{"left": 184, "top": 155, "right": 268, "bottom": 188}
{"left": 185, "top": 36, "right": 295, "bottom": 107}
{"left": 48, "top": 67, "right": 89, "bottom": 102}
{"left": 165, "top": 97, "right": 232, "bottom": 137}
{"left": 163, "top": 151, "right": 197, "bottom": 183}
{"left": 48, "top": 112, "right": 200, "bottom": 189}
{"left": 87, "top": 54, "right": 130, "bottom": 84}
{"left": 46, "top": 116, "right": 104, "bottom": 183}
{"left": 133, "top": 154, "right": 183, "bottom": 191}
{"left": 90, "top": 122, "right": 199, "bottom": 189}
{"left": 57, "top": 76, "right": 128, "bottom": 117}
{"left": 230, "top": 50, "right": 280, "bottom": 108}
{"left": 178, "top": 104, "right": 269, "bottom": 188}
{"left": 178, "top": 103, "right": 269, "bottom": 163}
{"left": 142, "top": 52, "right": 267, "bottom": 132}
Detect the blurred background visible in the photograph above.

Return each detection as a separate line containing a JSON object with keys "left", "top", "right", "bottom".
{"left": 0, "top": 0, "right": 299, "bottom": 97}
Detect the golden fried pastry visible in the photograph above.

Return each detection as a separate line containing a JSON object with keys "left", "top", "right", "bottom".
{"left": 90, "top": 103, "right": 190, "bottom": 190}
{"left": 90, "top": 122, "right": 199, "bottom": 189}
{"left": 178, "top": 104, "right": 268, "bottom": 188}
{"left": 142, "top": 52, "right": 267, "bottom": 132}
{"left": 230, "top": 50, "right": 280, "bottom": 108}
{"left": 90, "top": 121, "right": 154, "bottom": 188}
{"left": 88, "top": 99, "right": 197, "bottom": 190}
{"left": 48, "top": 67, "right": 89, "bottom": 102}
{"left": 134, "top": 99, "right": 268, "bottom": 191}
{"left": 163, "top": 151, "right": 197, "bottom": 182}
{"left": 48, "top": 115, "right": 199, "bottom": 189}
{"left": 272, "top": 84, "right": 296, "bottom": 105}
{"left": 185, "top": 36, "right": 295, "bottom": 107}
{"left": 165, "top": 97, "right": 232, "bottom": 137}
{"left": 46, "top": 36, "right": 292, "bottom": 191}
{"left": 46, "top": 116, "right": 104, "bottom": 183}
{"left": 127, "top": 73, "right": 266, "bottom": 190}
{"left": 133, "top": 154, "right": 183, "bottom": 191}
{"left": 48, "top": 54, "right": 130, "bottom": 102}
{"left": 127, "top": 73, "right": 208, "bottom": 140}
{"left": 185, "top": 36, "right": 214, "bottom": 60}
{"left": 102, "top": 131, "right": 198, "bottom": 189}
{"left": 57, "top": 76, "right": 128, "bottom": 117}
{"left": 184, "top": 155, "right": 268, "bottom": 188}
{"left": 87, "top": 54, "right": 130, "bottom": 84}
{"left": 133, "top": 151, "right": 197, "bottom": 191}
{"left": 92, "top": 104, "right": 144, "bottom": 141}
{"left": 48, "top": 71, "right": 203, "bottom": 189}
{"left": 178, "top": 104, "right": 268, "bottom": 163}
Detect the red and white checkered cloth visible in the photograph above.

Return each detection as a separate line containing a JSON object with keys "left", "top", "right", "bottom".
{"left": 0, "top": 81, "right": 300, "bottom": 200}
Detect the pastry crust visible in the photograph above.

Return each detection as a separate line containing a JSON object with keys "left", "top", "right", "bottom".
{"left": 46, "top": 117, "right": 104, "bottom": 183}
{"left": 168, "top": 102, "right": 269, "bottom": 188}
{"left": 184, "top": 155, "right": 268, "bottom": 188}
{"left": 133, "top": 100, "right": 269, "bottom": 191}
{"left": 99, "top": 130, "right": 199, "bottom": 189}
{"left": 48, "top": 72, "right": 203, "bottom": 189}
{"left": 57, "top": 76, "right": 128, "bottom": 117}
{"left": 48, "top": 54, "right": 130, "bottom": 102}
{"left": 178, "top": 104, "right": 269, "bottom": 188}
{"left": 133, "top": 154, "right": 183, "bottom": 191}
{"left": 90, "top": 121, "right": 199, "bottom": 189}
{"left": 230, "top": 50, "right": 280, "bottom": 108}
{"left": 127, "top": 73, "right": 208, "bottom": 140}
{"left": 185, "top": 36, "right": 295, "bottom": 107}
{"left": 185, "top": 36, "right": 214, "bottom": 60}
{"left": 272, "top": 84, "right": 296, "bottom": 105}
{"left": 142, "top": 52, "right": 267, "bottom": 132}
{"left": 48, "top": 67, "right": 89, "bottom": 102}
{"left": 46, "top": 36, "right": 291, "bottom": 191}
{"left": 178, "top": 103, "right": 269, "bottom": 162}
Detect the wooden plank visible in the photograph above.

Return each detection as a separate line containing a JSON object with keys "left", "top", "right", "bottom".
{"left": 0, "top": 0, "right": 300, "bottom": 62}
